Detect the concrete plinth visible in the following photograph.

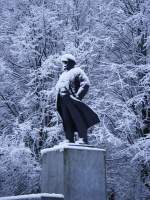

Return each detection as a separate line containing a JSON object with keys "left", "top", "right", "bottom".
{"left": 41, "top": 144, "right": 106, "bottom": 200}
{"left": 0, "top": 193, "right": 64, "bottom": 200}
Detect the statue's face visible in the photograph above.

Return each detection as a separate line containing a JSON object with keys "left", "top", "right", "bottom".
{"left": 62, "top": 59, "right": 75, "bottom": 71}
{"left": 62, "top": 60, "right": 69, "bottom": 71}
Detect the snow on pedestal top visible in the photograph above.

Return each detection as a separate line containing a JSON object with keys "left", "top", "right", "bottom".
{"left": 41, "top": 142, "right": 105, "bottom": 155}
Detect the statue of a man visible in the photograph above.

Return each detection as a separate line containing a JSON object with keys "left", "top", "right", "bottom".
{"left": 56, "top": 54, "right": 100, "bottom": 144}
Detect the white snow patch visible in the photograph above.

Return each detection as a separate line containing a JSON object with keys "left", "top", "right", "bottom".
{"left": 41, "top": 142, "right": 70, "bottom": 154}
{"left": 41, "top": 143, "right": 105, "bottom": 155}
{"left": 66, "top": 145, "right": 105, "bottom": 152}
{"left": 0, "top": 193, "right": 64, "bottom": 199}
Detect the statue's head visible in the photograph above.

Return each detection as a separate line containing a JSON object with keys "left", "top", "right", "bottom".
{"left": 61, "top": 54, "right": 76, "bottom": 71}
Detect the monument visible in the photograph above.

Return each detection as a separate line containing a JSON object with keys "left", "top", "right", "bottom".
{"left": 41, "top": 54, "right": 106, "bottom": 200}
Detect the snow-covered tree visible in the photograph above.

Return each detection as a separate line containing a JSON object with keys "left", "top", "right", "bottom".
{"left": 0, "top": 0, "right": 150, "bottom": 199}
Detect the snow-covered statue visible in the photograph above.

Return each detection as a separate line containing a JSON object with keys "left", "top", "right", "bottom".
{"left": 56, "top": 54, "right": 100, "bottom": 144}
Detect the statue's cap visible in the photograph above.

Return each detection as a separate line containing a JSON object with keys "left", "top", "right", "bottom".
{"left": 61, "top": 54, "right": 76, "bottom": 63}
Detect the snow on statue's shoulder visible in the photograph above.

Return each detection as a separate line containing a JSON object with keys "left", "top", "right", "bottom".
{"left": 70, "top": 67, "right": 90, "bottom": 82}
{"left": 55, "top": 66, "right": 90, "bottom": 94}
{"left": 65, "top": 66, "right": 90, "bottom": 86}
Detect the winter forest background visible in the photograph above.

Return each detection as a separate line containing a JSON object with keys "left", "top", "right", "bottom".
{"left": 0, "top": 0, "right": 150, "bottom": 199}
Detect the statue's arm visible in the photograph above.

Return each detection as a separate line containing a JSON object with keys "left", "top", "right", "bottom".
{"left": 76, "top": 69, "right": 90, "bottom": 100}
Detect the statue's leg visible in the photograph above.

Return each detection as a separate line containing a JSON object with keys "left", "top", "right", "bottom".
{"left": 63, "top": 118, "right": 75, "bottom": 143}
{"left": 75, "top": 120, "right": 88, "bottom": 144}
{"left": 60, "top": 97, "right": 75, "bottom": 143}
{"left": 65, "top": 128, "right": 74, "bottom": 143}
{"left": 64, "top": 113, "right": 75, "bottom": 143}
{"left": 78, "top": 128, "right": 88, "bottom": 144}
{"left": 65, "top": 112, "right": 75, "bottom": 143}
{"left": 62, "top": 112, "right": 75, "bottom": 143}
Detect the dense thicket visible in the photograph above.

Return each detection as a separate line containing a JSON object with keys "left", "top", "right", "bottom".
{"left": 0, "top": 0, "right": 150, "bottom": 199}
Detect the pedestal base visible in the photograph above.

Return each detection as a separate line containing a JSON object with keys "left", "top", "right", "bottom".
{"left": 41, "top": 144, "right": 106, "bottom": 200}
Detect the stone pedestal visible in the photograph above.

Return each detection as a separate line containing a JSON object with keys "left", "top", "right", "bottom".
{"left": 0, "top": 193, "right": 64, "bottom": 200}
{"left": 41, "top": 144, "right": 106, "bottom": 200}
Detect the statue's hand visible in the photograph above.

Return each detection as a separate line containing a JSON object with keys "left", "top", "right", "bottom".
{"left": 60, "top": 91, "right": 67, "bottom": 96}
{"left": 75, "top": 94, "right": 82, "bottom": 100}
{"left": 59, "top": 87, "right": 70, "bottom": 96}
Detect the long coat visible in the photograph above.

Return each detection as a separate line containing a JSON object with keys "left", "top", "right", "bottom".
{"left": 56, "top": 67, "right": 100, "bottom": 133}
